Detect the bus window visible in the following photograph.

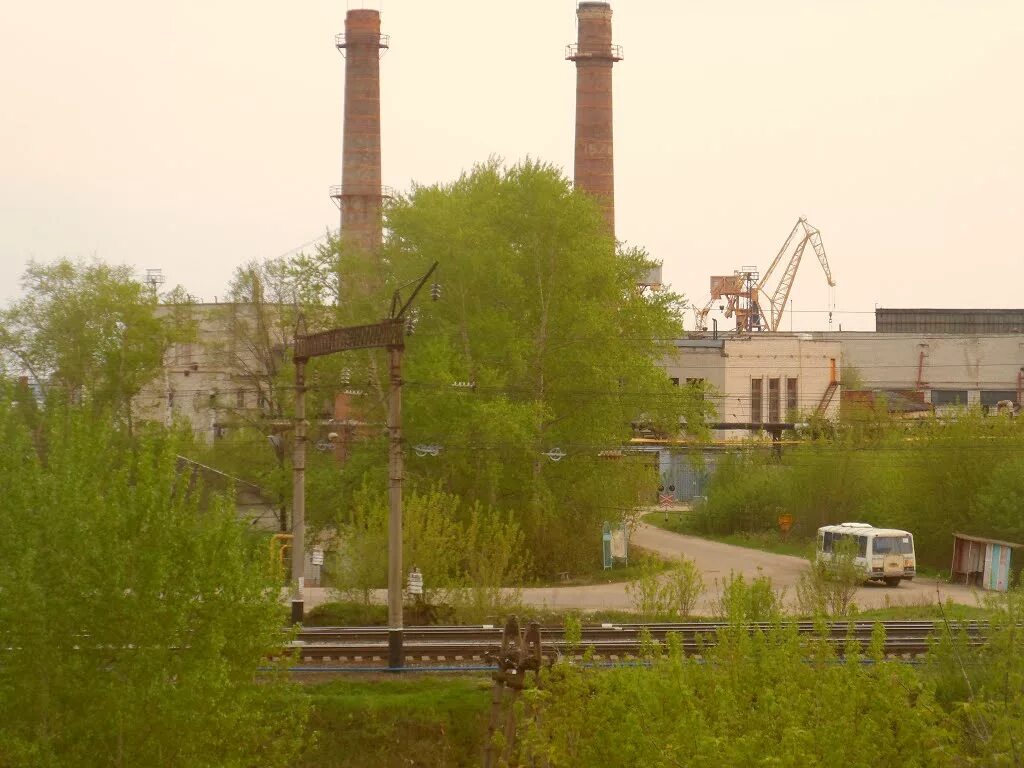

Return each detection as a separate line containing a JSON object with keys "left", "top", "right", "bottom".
{"left": 873, "top": 536, "right": 913, "bottom": 555}
{"left": 857, "top": 536, "right": 867, "bottom": 557}
{"left": 822, "top": 531, "right": 833, "bottom": 553}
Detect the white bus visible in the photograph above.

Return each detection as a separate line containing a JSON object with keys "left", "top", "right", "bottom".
{"left": 816, "top": 522, "right": 916, "bottom": 586}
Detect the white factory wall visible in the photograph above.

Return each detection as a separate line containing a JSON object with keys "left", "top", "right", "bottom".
{"left": 815, "top": 332, "right": 1024, "bottom": 409}
{"left": 662, "top": 335, "right": 842, "bottom": 431}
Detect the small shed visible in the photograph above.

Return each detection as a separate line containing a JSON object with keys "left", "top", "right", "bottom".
{"left": 950, "top": 533, "right": 1023, "bottom": 592}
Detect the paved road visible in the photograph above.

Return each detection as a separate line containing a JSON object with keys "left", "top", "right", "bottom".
{"left": 300, "top": 522, "right": 984, "bottom": 616}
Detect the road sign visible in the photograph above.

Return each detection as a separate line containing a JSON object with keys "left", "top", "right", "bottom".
{"left": 407, "top": 567, "right": 423, "bottom": 596}
{"left": 294, "top": 319, "right": 404, "bottom": 360}
{"left": 311, "top": 548, "right": 325, "bottom": 566}
{"left": 659, "top": 493, "right": 675, "bottom": 507}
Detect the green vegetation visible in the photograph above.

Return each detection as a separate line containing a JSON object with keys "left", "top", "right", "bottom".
{"left": 795, "top": 538, "right": 862, "bottom": 617}
{"left": 294, "top": 589, "right": 1023, "bottom": 767}
{"left": 853, "top": 600, "right": 992, "bottom": 622}
{"left": 0, "top": 258, "right": 191, "bottom": 424}
{"left": 690, "top": 411, "right": 1024, "bottom": 571}
{"left": 298, "top": 677, "right": 490, "bottom": 768}
{"left": 336, "top": 159, "right": 709, "bottom": 576}
{"left": 642, "top": 511, "right": 811, "bottom": 558}
{"left": 626, "top": 555, "right": 705, "bottom": 619}
{"left": 526, "top": 547, "right": 670, "bottom": 587}
{"left": 0, "top": 405, "right": 308, "bottom": 767}
{"left": 328, "top": 485, "right": 527, "bottom": 623}
{"left": 517, "top": 582, "right": 1024, "bottom": 767}
{"left": 225, "top": 159, "right": 709, "bottom": 582}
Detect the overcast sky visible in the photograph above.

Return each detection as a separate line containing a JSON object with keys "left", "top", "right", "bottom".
{"left": 2, "top": 1, "right": 1022, "bottom": 331}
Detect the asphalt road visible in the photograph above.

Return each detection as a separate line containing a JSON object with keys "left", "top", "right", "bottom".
{"left": 301, "top": 522, "right": 984, "bottom": 616}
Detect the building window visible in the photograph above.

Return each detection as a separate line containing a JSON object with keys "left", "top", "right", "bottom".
{"left": 751, "top": 378, "right": 763, "bottom": 423}
{"left": 768, "top": 378, "right": 780, "bottom": 422}
{"left": 687, "top": 378, "right": 706, "bottom": 401}
{"left": 669, "top": 377, "right": 680, "bottom": 386}
{"left": 236, "top": 389, "right": 245, "bottom": 409}
{"left": 980, "top": 390, "right": 1018, "bottom": 413}
{"left": 786, "top": 377, "right": 798, "bottom": 415}
{"left": 931, "top": 389, "right": 968, "bottom": 407}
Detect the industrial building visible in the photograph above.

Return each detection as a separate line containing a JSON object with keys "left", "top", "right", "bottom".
{"left": 662, "top": 335, "right": 841, "bottom": 432}
{"left": 133, "top": 301, "right": 301, "bottom": 443}
{"left": 815, "top": 328, "right": 1023, "bottom": 413}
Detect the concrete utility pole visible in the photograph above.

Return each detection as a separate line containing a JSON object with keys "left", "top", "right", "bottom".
{"left": 386, "top": 343, "right": 404, "bottom": 667}
{"left": 291, "top": 360, "right": 306, "bottom": 623}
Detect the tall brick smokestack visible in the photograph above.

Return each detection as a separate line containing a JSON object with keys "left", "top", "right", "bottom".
{"left": 567, "top": 2, "right": 621, "bottom": 235}
{"left": 333, "top": 10, "right": 388, "bottom": 262}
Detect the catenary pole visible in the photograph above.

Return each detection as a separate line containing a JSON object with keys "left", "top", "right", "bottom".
{"left": 387, "top": 343, "right": 404, "bottom": 667}
{"left": 291, "top": 359, "right": 306, "bottom": 623}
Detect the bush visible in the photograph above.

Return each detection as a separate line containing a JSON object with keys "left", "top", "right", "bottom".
{"left": 795, "top": 539, "right": 861, "bottom": 617}
{"left": 328, "top": 485, "right": 528, "bottom": 623}
{"left": 692, "top": 453, "right": 788, "bottom": 536}
{"left": 625, "top": 556, "right": 704, "bottom": 620}
{"left": 712, "top": 571, "right": 785, "bottom": 622}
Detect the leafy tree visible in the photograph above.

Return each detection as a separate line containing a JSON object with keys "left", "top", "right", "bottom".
{"left": 321, "top": 159, "right": 709, "bottom": 574}
{"left": 0, "top": 404, "right": 308, "bottom": 767}
{"left": 969, "top": 456, "right": 1024, "bottom": 548}
{"left": 0, "top": 259, "right": 189, "bottom": 426}
{"left": 696, "top": 409, "right": 1024, "bottom": 570}
{"left": 190, "top": 160, "right": 709, "bottom": 577}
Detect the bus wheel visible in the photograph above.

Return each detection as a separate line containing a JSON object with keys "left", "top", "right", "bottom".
{"left": 884, "top": 577, "right": 901, "bottom": 587}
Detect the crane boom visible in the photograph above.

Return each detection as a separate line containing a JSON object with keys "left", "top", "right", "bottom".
{"left": 756, "top": 217, "right": 836, "bottom": 332}
{"left": 690, "top": 218, "right": 836, "bottom": 333}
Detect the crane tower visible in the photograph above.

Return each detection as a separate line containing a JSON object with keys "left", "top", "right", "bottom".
{"left": 694, "top": 218, "right": 836, "bottom": 333}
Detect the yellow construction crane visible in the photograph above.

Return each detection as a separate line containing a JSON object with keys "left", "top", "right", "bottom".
{"left": 694, "top": 217, "right": 836, "bottom": 333}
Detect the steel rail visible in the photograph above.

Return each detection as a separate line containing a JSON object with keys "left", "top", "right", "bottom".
{"left": 282, "top": 621, "right": 989, "bottom": 667}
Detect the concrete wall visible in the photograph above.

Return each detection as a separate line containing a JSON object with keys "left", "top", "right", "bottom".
{"left": 133, "top": 302, "right": 292, "bottom": 443}
{"left": 815, "top": 332, "right": 1024, "bottom": 408}
{"left": 662, "top": 335, "right": 842, "bottom": 429}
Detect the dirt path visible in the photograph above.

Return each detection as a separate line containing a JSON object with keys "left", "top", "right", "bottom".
{"left": 300, "top": 523, "right": 984, "bottom": 616}
{"left": 631, "top": 522, "right": 983, "bottom": 613}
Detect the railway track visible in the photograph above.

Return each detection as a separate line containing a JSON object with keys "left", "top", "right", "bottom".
{"left": 281, "top": 620, "right": 987, "bottom": 667}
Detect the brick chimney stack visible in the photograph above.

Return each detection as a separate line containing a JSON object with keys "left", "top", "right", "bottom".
{"left": 567, "top": 2, "right": 621, "bottom": 236}
{"left": 332, "top": 10, "right": 389, "bottom": 264}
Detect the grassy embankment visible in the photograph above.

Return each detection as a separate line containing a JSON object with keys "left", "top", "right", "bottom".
{"left": 297, "top": 676, "right": 490, "bottom": 768}
{"left": 643, "top": 510, "right": 811, "bottom": 557}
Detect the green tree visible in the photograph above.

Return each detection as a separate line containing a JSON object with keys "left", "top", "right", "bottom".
{"left": 0, "top": 259, "right": 189, "bottom": 426}
{"left": 0, "top": 404, "right": 308, "bottom": 767}
{"left": 325, "top": 159, "right": 709, "bottom": 574}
